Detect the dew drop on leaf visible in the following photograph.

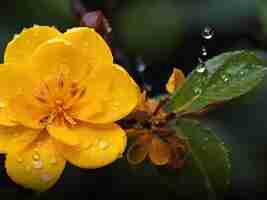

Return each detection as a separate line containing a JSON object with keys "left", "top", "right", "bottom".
{"left": 194, "top": 87, "right": 202, "bottom": 95}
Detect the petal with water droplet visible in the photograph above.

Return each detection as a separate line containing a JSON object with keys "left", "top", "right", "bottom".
{"left": 54, "top": 123, "right": 126, "bottom": 169}
{"left": 5, "top": 133, "right": 66, "bottom": 191}
{"left": 4, "top": 25, "right": 61, "bottom": 64}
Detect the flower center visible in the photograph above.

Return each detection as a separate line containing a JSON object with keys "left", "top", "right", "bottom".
{"left": 34, "top": 71, "right": 86, "bottom": 126}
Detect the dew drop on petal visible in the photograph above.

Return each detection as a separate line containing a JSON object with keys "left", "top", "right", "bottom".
{"left": 50, "top": 157, "right": 57, "bottom": 165}
{"left": 17, "top": 157, "right": 23, "bottom": 163}
{"left": 98, "top": 140, "right": 110, "bottom": 150}
{"left": 40, "top": 174, "right": 52, "bottom": 183}
{"left": 32, "top": 152, "right": 40, "bottom": 161}
{"left": 201, "top": 26, "right": 214, "bottom": 40}
{"left": 33, "top": 160, "right": 43, "bottom": 169}
{"left": 25, "top": 166, "right": 31, "bottom": 172}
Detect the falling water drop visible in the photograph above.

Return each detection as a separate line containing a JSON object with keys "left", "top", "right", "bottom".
{"left": 201, "top": 46, "right": 207, "bottom": 56}
{"left": 201, "top": 26, "right": 214, "bottom": 40}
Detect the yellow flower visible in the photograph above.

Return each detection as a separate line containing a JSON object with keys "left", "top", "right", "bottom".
{"left": 0, "top": 25, "right": 140, "bottom": 191}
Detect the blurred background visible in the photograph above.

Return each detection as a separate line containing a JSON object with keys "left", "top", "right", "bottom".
{"left": 0, "top": 0, "right": 267, "bottom": 199}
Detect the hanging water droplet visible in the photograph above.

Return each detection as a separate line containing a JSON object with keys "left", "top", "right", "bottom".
{"left": 201, "top": 46, "right": 207, "bottom": 56}
{"left": 194, "top": 87, "right": 202, "bottom": 95}
{"left": 32, "top": 152, "right": 40, "bottom": 161}
{"left": 33, "top": 160, "right": 43, "bottom": 169}
{"left": 17, "top": 157, "right": 23, "bottom": 163}
{"left": 98, "top": 140, "right": 110, "bottom": 150}
{"left": 240, "top": 71, "right": 245, "bottom": 76}
{"left": 201, "top": 26, "right": 214, "bottom": 40}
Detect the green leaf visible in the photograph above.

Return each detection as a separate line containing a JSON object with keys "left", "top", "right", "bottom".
{"left": 158, "top": 119, "right": 231, "bottom": 199}
{"left": 165, "top": 51, "right": 266, "bottom": 113}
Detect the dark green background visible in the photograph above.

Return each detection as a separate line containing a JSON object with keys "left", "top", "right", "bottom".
{"left": 0, "top": 0, "right": 267, "bottom": 199}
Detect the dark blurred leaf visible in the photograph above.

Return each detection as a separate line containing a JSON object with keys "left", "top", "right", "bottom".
{"left": 165, "top": 51, "right": 266, "bottom": 112}
{"left": 158, "top": 119, "right": 230, "bottom": 199}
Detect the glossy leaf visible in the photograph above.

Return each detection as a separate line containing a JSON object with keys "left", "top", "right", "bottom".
{"left": 165, "top": 51, "right": 266, "bottom": 113}
{"left": 158, "top": 119, "right": 231, "bottom": 199}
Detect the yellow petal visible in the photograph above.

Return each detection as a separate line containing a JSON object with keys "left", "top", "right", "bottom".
{"left": 5, "top": 133, "right": 66, "bottom": 191}
{"left": 0, "top": 126, "right": 20, "bottom": 153}
{"left": 74, "top": 64, "right": 140, "bottom": 124}
{"left": 8, "top": 94, "right": 48, "bottom": 129}
{"left": 0, "top": 104, "right": 17, "bottom": 127}
{"left": 4, "top": 25, "right": 61, "bottom": 64}
{"left": 166, "top": 68, "right": 185, "bottom": 94}
{"left": 7, "top": 127, "right": 41, "bottom": 154}
{"left": 148, "top": 136, "right": 171, "bottom": 166}
{"left": 54, "top": 123, "right": 127, "bottom": 169}
{"left": 62, "top": 27, "right": 113, "bottom": 65}
{"left": 0, "top": 64, "right": 36, "bottom": 101}
{"left": 30, "top": 38, "right": 92, "bottom": 82}
{"left": 47, "top": 123, "right": 80, "bottom": 146}
{"left": 0, "top": 126, "right": 40, "bottom": 154}
{"left": 127, "top": 133, "right": 152, "bottom": 165}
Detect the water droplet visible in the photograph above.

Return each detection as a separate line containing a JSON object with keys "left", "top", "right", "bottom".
{"left": 196, "top": 66, "right": 206, "bottom": 73}
{"left": 33, "top": 160, "right": 43, "bottom": 169}
{"left": 0, "top": 102, "right": 5, "bottom": 108}
{"left": 17, "top": 157, "right": 23, "bottom": 163}
{"left": 194, "top": 88, "right": 202, "bottom": 95}
{"left": 204, "top": 137, "right": 209, "bottom": 141}
{"left": 32, "top": 152, "right": 40, "bottom": 161}
{"left": 201, "top": 46, "right": 207, "bottom": 56}
{"left": 201, "top": 26, "right": 214, "bottom": 40}
{"left": 240, "top": 71, "right": 245, "bottom": 76}
{"left": 25, "top": 166, "right": 31, "bottom": 172}
{"left": 98, "top": 140, "right": 110, "bottom": 150}
{"left": 40, "top": 174, "right": 51, "bottom": 182}
{"left": 50, "top": 157, "right": 57, "bottom": 165}
{"left": 221, "top": 74, "right": 229, "bottom": 82}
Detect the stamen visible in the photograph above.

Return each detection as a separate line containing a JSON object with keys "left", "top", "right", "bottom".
{"left": 63, "top": 112, "right": 77, "bottom": 125}
{"left": 57, "top": 72, "right": 64, "bottom": 89}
